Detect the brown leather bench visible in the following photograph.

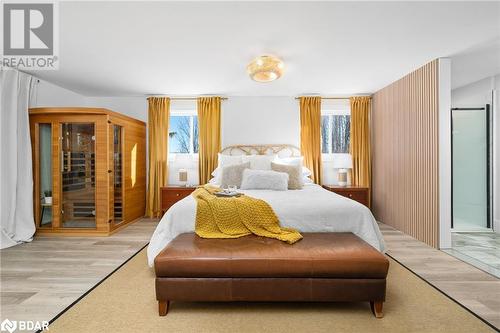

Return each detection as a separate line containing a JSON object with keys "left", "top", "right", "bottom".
{"left": 154, "top": 232, "right": 389, "bottom": 318}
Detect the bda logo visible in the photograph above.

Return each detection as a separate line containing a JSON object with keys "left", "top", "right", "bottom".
{"left": 0, "top": 319, "right": 17, "bottom": 333}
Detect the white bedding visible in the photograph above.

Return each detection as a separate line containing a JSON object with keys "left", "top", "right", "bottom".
{"left": 147, "top": 184, "right": 386, "bottom": 266}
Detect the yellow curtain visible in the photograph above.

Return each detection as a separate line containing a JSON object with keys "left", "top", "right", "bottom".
{"left": 198, "top": 97, "right": 222, "bottom": 185}
{"left": 145, "top": 97, "right": 170, "bottom": 218}
{"left": 349, "top": 96, "right": 371, "bottom": 190}
{"left": 299, "top": 96, "right": 322, "bottom": 184}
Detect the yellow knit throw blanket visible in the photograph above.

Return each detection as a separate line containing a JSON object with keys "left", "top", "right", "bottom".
{"left": 192, "top": 185, "right": 302, "bottom": 244}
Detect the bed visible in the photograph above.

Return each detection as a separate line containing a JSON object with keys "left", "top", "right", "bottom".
{"left": 149, "top": 144, "right": 388, "bottom": 317}
{"left": 147, "top": 144, "right": 385, "bottom": 266}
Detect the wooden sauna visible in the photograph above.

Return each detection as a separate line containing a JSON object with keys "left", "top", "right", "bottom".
{"left": 29, "top": 107, "right": 146, "bottom": 236}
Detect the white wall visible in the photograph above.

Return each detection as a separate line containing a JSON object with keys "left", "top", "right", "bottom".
{"left": 451, "top": 74, "right": 500, "bottom": 233}
{"left": 452, "top": 75, "right": 499, "bottom": 107}
{"left": 85, "top": 97, "right": 147, "bottom": 121}
{"left": 34, "top": 80, "right": 86, "bottom": 107}
{"left": 222, "top": 96, "right": 300, "bottom": 147}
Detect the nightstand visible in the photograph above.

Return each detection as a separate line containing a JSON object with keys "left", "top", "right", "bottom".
{"left": 161, "top": 186, "right": 196, "bottom": 214}
{"left": 322, "top": 185, "right": 370, "bottom": 209}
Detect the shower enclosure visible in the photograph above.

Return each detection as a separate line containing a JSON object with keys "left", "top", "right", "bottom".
{"left": 451, "top": 105, "right": 492, "bottom": 231}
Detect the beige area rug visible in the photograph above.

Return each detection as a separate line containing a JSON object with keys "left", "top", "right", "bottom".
{"left": 48, "top": 249, "right": 495, "bottom": 333}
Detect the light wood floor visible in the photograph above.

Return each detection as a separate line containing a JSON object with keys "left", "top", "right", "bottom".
{"left": 380, "top": 223, "right": 500, "bottom": 329}
{"left": 1, "top": 219, "right": 499, "bottom": 331}
{"left": 0, "top": 218, "right": 159, "bottom": 326}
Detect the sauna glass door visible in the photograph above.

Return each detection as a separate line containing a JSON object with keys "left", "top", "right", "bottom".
{"left": 113, "top": 125, "right": 123, "bottom": 223}
{"left": 60, "top": 123, "right": 96, "bottom": 228}
{"left": 39, "top": 124, "right": 53, "bottom": 227}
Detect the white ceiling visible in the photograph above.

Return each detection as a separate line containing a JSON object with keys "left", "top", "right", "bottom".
{"left": 450, "top": 38, "right": 500, "bottom": 90}
{"left": 28, "top": 1, "right": 500, "bottom": 97}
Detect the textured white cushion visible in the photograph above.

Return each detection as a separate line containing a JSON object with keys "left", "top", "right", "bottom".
{"left": 271, "top": 162, "right": 304, "bottom": 190}
{"left": 220, "top": 162, "right": 250, "bottom": 189}
{"left": 241, "top": 155, "right": 275, "bottom": 170}
{"left": 240, "top": 169, "right": 289, "bottom": 191}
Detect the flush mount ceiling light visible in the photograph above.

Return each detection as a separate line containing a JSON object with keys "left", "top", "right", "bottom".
{"left": 247, "top": 55, "right": 284, "bottom": 83}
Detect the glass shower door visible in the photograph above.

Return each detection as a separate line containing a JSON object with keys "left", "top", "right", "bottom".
{"left": 452, "top": 106, "right": 491, "bottom": 230}
{"left": 60, "top": 123, "right": 96, "bottom": 228}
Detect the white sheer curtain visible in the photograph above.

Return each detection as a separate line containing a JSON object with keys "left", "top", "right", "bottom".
{"left": 0, "top": 68, "right": 37, "bottom": 249}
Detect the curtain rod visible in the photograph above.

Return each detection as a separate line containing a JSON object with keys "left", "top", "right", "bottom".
{"left": 294, "top": 96, "right": 371, "bottom": 100}
{"left": 147, "top": 96, "right": 228, "bottom": 101}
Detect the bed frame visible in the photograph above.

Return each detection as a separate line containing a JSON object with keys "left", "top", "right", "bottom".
{"left": 220, "top": 144, "right": 301, "bottom": 157}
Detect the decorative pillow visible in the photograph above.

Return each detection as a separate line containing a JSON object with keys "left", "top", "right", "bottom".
{"left": 240, "top": 169, "right": 289, "bottom": 191}
{"left": 273, "top": 156, "right": 311, "bottom": 177}
{"left": 241, "top": 155, "right": 275, "bottom": 170}
{"left": 271, "top": 162, "right": 304, "bottom": 190}
{"left": 220, "top": 162, "right": 250, "bottom": 189}
{"left": 212, "top": 154, "right": 244, "bottom": 182}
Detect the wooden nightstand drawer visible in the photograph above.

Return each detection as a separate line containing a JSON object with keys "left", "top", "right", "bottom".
{"left": 338, "top": 191, "right": 368, "bottom": 206}
{"left": 161, "top": 187, "right": 196, "bottom": 213}
{"left": 322, "top": 185, "right": 370, "bottom": 209}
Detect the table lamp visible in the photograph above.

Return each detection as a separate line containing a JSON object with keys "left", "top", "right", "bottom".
{"left": 332, "top": 154, "right": 353, "bottom": 187}
{"left": 178, "top": 169, "right": 188, "bottom": 187}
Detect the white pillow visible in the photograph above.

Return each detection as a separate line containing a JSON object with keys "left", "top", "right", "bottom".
{"left": 240, "top": 169, "right": 289, "bottom": 191}
{"left": 218, "top": 154, "right": 243, "bottom": 168}
{"left": 303, "top": 177, "right": 314, "bottom": 184}
{"left": 220, "top": 162, "right": 250, "bottom": 189}
{"left": 274, "top": 156, "right": 303, "bottom": 166}
{"left": 242, "top": 155, "right": 275, "bottom": 170}
{"left": 273, "top": 156, "right": 312, "bottom": 177}
{"left": 212, "top": 154, "right": 244, "bottom": 181}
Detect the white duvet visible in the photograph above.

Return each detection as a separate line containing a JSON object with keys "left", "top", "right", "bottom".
{"left": 147, "top": 184, "right": 386, "bottom": 266}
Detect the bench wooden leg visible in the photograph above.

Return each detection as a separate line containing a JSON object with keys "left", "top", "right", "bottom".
{"left": 370, "top": 301, "right": 384, "bottom": 318}
{"left": 159, "top": 300, "right": 169, "bottom": 316}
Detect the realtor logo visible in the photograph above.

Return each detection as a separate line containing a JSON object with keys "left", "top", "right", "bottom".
{"left": 1, "top": 1, "right": 58, "bottom": 69}
{"left": 3, "top": 3, "right": 53, "bottom": 55}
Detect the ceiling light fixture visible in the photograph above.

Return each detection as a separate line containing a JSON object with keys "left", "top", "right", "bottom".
{"left": 247, "top": 55, "right": 284, "bottom": 83}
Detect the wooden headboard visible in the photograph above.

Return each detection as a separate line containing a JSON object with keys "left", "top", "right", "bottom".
{"left": 220, "top": 144, "right": 300, "bottom": 157}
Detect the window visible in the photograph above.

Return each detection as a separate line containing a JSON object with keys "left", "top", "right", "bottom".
{"left": 321, "top": 100, "right": 351, "bottom": 154}
{"left": 169, "top": 114, "right": 198, "bottom": 154}
{"left": 321, "top": 115, "right": 350, "bottom": 154}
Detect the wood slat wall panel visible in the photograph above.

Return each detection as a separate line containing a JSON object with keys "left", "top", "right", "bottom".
{"left": 372, "top": 60, "right": 439, "bottom": 248}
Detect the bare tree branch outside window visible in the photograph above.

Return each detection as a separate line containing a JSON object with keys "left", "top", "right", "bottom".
{"left": 169, "top": 115, "right": 199, "bottom": 154}
{"left": 193, "top": 117, "right": 199, "bottom": 153}
{"left": 320, "top": 114, "right": 350, "bottom": 154}
{"left": 321, "top": 116, "right": 329, "bottom": 154}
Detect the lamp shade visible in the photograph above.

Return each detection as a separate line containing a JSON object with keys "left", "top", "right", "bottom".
{"left": 332, "top": 154, "right": 353, "bottom": 169}
{"left": 178, "top": 169, "right": 188, "bottom": 182}
{"left": 247, "top": 55, "right": 284, "bottom": 82}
